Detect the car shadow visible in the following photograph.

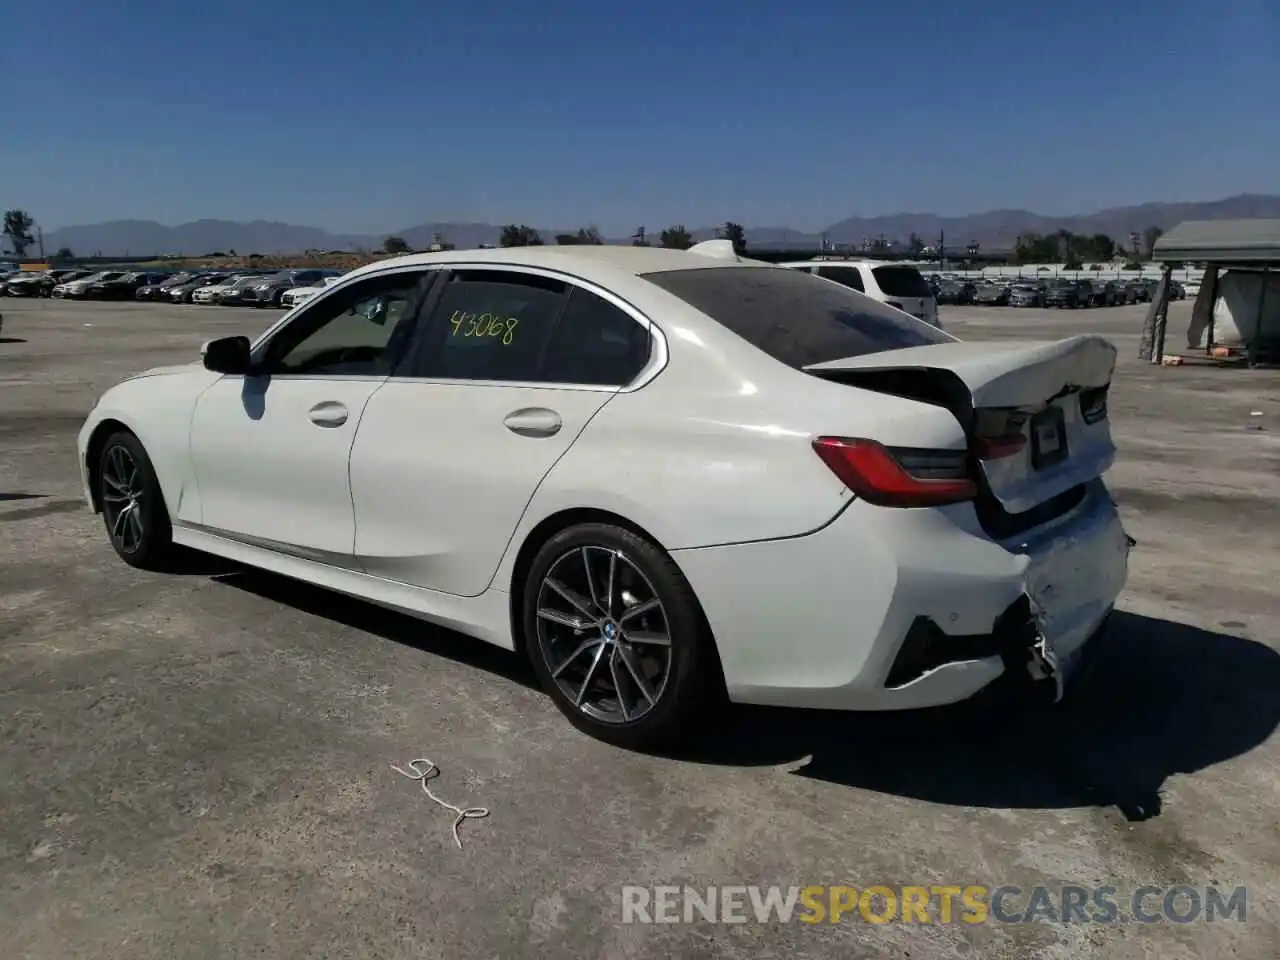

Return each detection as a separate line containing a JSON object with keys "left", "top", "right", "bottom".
{"left": 193, "top": 567, "right": 1279, "bottom": 821}
{"left": 0, "top": 337, "right": 28, "bottom": 345}
{"left": 672, "top": 612, "right": 1280, "bottom": 821}
{"left": 210, "top": 566, "right": 539, "bottom": 691}
{"left": 0, "top": 492, "right": 45, "bottom": 502}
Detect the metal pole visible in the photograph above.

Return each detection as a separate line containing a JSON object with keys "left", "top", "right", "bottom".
{"left": 1153, "top": 264, "right": 1172, "bottom": 363}
{"left": 1249, "top": 267, "right": 1269, "bottom": 368}
{"left": 37, "top": 224, "right": 45, "bottom": 261}
{"left": 1203, "top": 266, "right": 1218, "bottom": 354}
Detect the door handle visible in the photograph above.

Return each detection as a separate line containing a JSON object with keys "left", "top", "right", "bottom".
{"left": 308, "top": 401, "right": 349, "bottom": 427}
{"left": 503, "top": 407, "right": 562, "bottom": 438}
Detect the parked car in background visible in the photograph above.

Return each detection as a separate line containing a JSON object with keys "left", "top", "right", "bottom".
{"left": 1009, "top": 282, "right": 1045, "bottom": 307}
{"left": 242, "top": 269, "right": 341, "bottom": 308}
{"left": 935, "top": 280, "right": 976, "bottom": 305}
{"left": 87, "top": 271, "right": 173, "bottom": 300}
{"left": 38, "top": 269, "right": 92, "bottom": 297}
{"left": 54, "top": 271, "right": 125, "bottom": 299}
{"left": 213, "top": 274, "right": 272, "bottom": 306}
{"left": 1118, "top": 282, "right": 1141, "bottom": 305}
{"left": 167, "top": 273, "right": 226, "bottom": 303}
{"left": 280, "top": 274, "right": 344, "bottom": 309}
{"left": 192, "top": 275, "right": 246, "bottom": 304}
{"left": 1092, "top": 280, "right": 1120, "bottom": 307}
{"left": 137, "top": 272, "right": 197, "bottom": 301}
{"left": 779, "top": 260, "right": 940, "bottom": 327}
{"left": 972, "top": 282, "right": 1010, "bottom": 305}
{"left": 1044, "top": 279, "right": 1090, "bottom": 308}
{"left": 1, "top": 271, "right": 50, "bottom": 297}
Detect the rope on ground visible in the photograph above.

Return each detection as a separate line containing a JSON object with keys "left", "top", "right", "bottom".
{"left": 390, "top": 758, "right": 490, "bottom": 849}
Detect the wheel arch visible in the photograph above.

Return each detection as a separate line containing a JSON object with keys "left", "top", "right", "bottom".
{"left": 506, "top": 507, "right": 726, "bottom": 693}
{"left": 85, "top": 418, "right": 135, "bottom": 514}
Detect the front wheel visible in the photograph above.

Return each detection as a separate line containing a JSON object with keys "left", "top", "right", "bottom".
{"left": 97, "top": 431, "right": 179, "bottom": 570}
{"left": 523, "top": 523, "right": 719, "bottom": 749}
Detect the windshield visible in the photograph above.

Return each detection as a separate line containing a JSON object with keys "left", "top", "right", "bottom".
{"left": 872, "top": 265, "right": 932, "bottom": 298}
{"left": 641, "top": 266, "right": 952, "bottom": 369}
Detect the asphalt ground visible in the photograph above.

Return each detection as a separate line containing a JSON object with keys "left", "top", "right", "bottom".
{"left": 1, "top": 296, "right": 1278, "bottom": 959}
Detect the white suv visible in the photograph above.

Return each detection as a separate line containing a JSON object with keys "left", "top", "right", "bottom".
{"left": 780, "top": 259, "right": 940, "bottom": 328}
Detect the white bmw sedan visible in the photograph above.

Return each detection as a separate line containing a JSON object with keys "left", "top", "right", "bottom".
{"left": 78, "top": 243, "right": 1130, "bottom": 747}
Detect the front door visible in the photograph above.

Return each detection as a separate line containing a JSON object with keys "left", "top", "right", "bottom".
{"left": 349, "top": 269, "right": 656, "bottom": 596}
{"left": 182, "top": 267, "right": 435, "bottom": 563}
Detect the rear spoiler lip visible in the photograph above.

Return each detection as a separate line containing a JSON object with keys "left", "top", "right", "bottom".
{"left": 802, "top": 335, "right": 1116, "bottom": 411}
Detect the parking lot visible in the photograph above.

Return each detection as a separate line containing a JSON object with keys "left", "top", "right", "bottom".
{"left": 2, "top": 297, "right": 1279, "bottom": 958}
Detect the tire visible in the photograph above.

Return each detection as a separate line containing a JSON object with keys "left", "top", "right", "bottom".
{"left": 522, "top": 522, "right": 718, "bottom": 749}
{"left": 272, "top": 289, "right": 286, "bottom": 308}
{"left": 97, "top": 431, "right": 180, "bottom": 571}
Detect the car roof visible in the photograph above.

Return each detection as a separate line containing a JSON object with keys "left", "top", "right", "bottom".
{"left": 342, "top": 244, "right": 774, "bottom": 285}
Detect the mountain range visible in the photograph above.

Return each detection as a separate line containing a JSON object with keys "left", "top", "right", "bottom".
{"left": 34, "top": 194, "right": 1280, "bottom": 257}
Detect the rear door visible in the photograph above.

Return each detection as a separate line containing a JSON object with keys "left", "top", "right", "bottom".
{"left": 349, "top": 268, "right": 654, "bottom": 596}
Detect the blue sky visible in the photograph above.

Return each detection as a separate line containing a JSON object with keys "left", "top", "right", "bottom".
{"left": 2, "top": 0, "right": 1276, "bottom": 234}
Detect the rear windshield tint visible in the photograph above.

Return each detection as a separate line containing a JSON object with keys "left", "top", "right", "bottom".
{"left": 642, "top": 266, "right": 951, "bottom": 368}
{"left": 872, "top": 265, "right": 932, "bottom": 299}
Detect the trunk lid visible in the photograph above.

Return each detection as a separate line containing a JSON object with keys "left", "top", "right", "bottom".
{"left": 804, "top": 335, "right": 1117, "bottom": 518}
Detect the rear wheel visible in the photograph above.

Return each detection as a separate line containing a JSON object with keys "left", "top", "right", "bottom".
{"left": 97, "top": 431, "right": 179, "bottom": 571}
{"left": 523, "top": 523, "right": 717, "bottom": 749}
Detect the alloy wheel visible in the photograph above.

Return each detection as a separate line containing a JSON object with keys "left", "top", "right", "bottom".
{"left": 535, "top": 546, "right": 673, "bottom": 724}
{"left": 101, "top": 444, "right": 146, "bottom": 554}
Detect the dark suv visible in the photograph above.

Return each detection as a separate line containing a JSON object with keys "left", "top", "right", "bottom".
{"left": 241, "top": 269, "right": 337, "bottom": 308}
{"left": 1092, "top": 280, "right": 1121, "bottom": 307}
{"left": 1044, "top": 279, "right": 1091, "bottom": 308}
{"left": 88, "top": 271, "right": 173, "bottom": 300}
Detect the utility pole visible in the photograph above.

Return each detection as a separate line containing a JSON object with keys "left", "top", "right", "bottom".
{"left": 37, "top": 224, "right": 44, "bottom": 261}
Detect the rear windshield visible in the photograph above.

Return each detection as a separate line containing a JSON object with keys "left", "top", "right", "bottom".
{"left": 642, "top": 266, "right": 951, "bottom": 368}
{"left": 872, "top": 265, "right": 932, "bottom": 298}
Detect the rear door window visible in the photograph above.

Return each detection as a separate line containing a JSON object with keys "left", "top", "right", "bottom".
{"left": 412, "top": 270, "right": 567, "bottom": 382}
{"left": 643, "top": 266, "right": 951, "bottom": 369}
{"left": 871, "top": 265, "right": 932, "bottom": 298}
{"left": 816, "top": 266, "right": 865, "bottom": 292}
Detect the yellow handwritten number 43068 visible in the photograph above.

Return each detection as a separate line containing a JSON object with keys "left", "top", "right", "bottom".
{"left": 450, "top": 310, "right": 518, "bottom": 346}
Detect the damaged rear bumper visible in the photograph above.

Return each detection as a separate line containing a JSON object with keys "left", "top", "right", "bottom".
{"left": 674, "top": 479, "right": 1131, "bottom": 712}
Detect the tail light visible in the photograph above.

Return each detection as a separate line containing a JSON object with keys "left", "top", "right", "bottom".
{"left": 813, "top": 437, "right": 976, "bottom": 507}
{"left": 972, "top": 409, "right": 1028, "bottom": 460}
{"left": 974, "top": 434, "right": 1027, "bottom": 459}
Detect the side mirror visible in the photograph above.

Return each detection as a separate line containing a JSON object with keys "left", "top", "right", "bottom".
{"left": 201, "top": 335, "right": 253, "bottom": 375}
